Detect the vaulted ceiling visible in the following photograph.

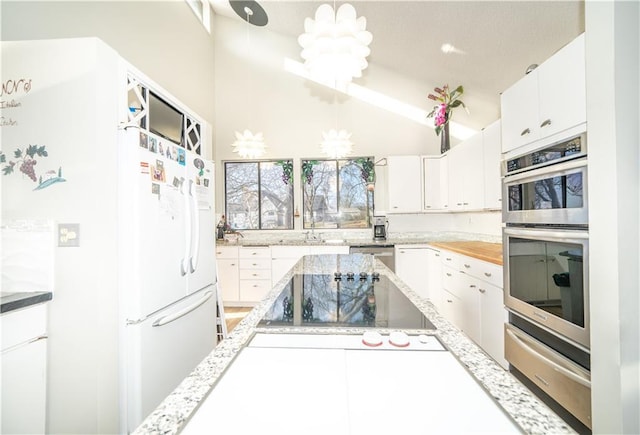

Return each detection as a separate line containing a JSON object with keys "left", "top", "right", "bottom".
{"left": 210, "top": 1, "right": 585, "bottom": 130}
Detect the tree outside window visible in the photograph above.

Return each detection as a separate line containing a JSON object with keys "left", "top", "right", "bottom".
{"left": 225, "top": 160, "right": 294, "bottom": 230}
{"left": 302, "top": 157, "right": 374, "bottom": 230}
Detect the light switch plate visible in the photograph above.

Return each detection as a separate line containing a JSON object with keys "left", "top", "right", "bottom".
{"left": 58, "top": 223, "right": 80, "bottom": 247}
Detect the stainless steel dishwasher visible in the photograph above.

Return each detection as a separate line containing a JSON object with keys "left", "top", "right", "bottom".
{"left": 349, "top": 245, "right": 395, "bottom": 272}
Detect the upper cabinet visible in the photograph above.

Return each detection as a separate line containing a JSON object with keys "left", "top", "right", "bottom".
{"left": 482, "top": 120, "right": 502, "bottom": 210}
{"left": 387, "top": 155, "right": 423, "bottom": 213}
{"left": 423, "top": 155, "right": 448, "bottom": 211}
{"left": 501, "top": 33, "right": 586, "bottom": 153}
{"left": 448, "top": 133, "right": 484, "bottom": 211}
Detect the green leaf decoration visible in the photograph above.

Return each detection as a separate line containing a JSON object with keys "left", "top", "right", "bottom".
{"left": 0, "top": 152, "right": 5, "bottom": 163}
{"left": 26, "top": 145, "right": 38, "bottom": 158}
{"left": 13, "top": 149, "right": 22, "bottom": 158}
{"left": 2, "top": 162, "right": 15, "bottom": 175}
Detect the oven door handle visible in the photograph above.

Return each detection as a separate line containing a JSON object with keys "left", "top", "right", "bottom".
{"left": 503, "top": 155, "right": 587, "bottom": 183}
{"left": 506, "top": 328, "right": 591, "bottom": 388}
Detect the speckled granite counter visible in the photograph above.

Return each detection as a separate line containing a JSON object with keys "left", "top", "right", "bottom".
{"left": 1, "top": 291, "right": 52, "bottom": 314}
{"left": 134, "top": 254, "right": 573, "bottom": 435}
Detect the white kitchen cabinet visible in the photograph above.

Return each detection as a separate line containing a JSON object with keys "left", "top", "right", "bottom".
{"left": 501, "top": 33, "right": 585, "bottom": 153}
{"left": 271, "top": 245, "right": 310, "bottom": 286}
{"left": 439, "top": 250, "right": 508, "bottom": 369}
{"left": 448, "top": 134, "right": 484, "bottom": 211}
{"left": 482, "top": 119, "right": 503, "bottom": 210}
{"left": 308, "top": 245, "right": 350, "bottom": 255}
{"left": 216, "top": 246, "right": 240, "bottom": 305}
{"left": 395, "top": 245, "right": 431, "bottom": 300}
{"left": 425, "top": 248, "right": 443, "bottom": 311}
{"left": 1, "top": 303, "right": 48, "bottom": 435}
{"left": 479, "top": 280, "right": 509, "bottom": 369}
{"left": 422, "top": 155, "right": 449, "bottom": 211}
{"left": 239, "top": 246, "right": 272, "bottom": 304}
{"left": 387, "top": 155, "right": 422, "bottom": 213}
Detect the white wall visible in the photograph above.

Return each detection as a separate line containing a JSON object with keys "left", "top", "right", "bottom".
{"left": 585, "top": 1, "right": 640, "bottom": 433}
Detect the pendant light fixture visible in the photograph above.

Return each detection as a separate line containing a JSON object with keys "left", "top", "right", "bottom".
{"left": 320, "top": 87, "right": 353, "bottom": 159}
{"left": 231, "top": 5, "right": 267, "bottom": 159}
{"left": 298, "top": 2, "right": 373, "bottom": 86}
{"left": 320, "top": 128, "right": 353, "bottom": 159}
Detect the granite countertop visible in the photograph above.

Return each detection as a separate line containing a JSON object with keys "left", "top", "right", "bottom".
{"left": 216, "top": 231, "right": 503, "bottom": 265}
{"left": 1, "top": 291, "right": 53, "bottom": 314}
{"left": 134, "top": 253, "right": 572, "bottom": 435}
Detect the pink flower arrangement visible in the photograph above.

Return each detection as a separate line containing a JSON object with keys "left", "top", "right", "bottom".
{"left": 426, "top": 85, "right": 466, "bottom": 136}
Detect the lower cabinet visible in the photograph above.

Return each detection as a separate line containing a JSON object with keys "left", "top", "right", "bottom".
{"left": 395, "top": 245, "right": 431, "bottom": 300}
{"left": 439, "top": 249, "right": 508, "bottom": 369}
{"left": 271, "top": 246, "right": 310, "bottom": 286}
{"left": 216, "top": 246, "right": 240, "bottom": 305}
{"left": 239, "top": 246, "right": 272, "bottom": 305}
{"left": 1, "top": 303, "right": 48, "bottom": 434}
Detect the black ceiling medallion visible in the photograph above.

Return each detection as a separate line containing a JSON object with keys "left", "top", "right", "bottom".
{"left": 229, "top": 1, "right": 268, "bottom": 26}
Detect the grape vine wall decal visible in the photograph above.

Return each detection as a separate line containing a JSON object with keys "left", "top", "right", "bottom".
{"left": 0, "top": 144, "right": 66, "bottom": 190}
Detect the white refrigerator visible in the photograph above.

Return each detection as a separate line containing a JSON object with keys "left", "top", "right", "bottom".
{"left": 1, "top": 38, "right": 217, "bottom": 434}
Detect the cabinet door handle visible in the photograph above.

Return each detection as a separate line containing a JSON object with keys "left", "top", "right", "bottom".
{"left": 520, "top": 128, "right": 531, "bottom": 136}
{"left": 446, "top": 257, "right": 452, "bottom": 261}
{"left": 484, "top": 272, "right": 491, "bottom": 277}
{"left": 540, "top": 119, "right": 552, "bottom": 128}
{"left": 464, "top": 264, "right": 471, "bottom": 268}
{"left": 446, "top": 272, "right": 452, "bottom": 277}
{"left": 447, "top": 299, "right": 453, "bottom": 303}
{"left": 435, "top": 254, "right": 440, "bottom": 257}
{"left": 469, "top": 284, "right": 476, "bottom": 288}
{"left": 479, "top": 288, "right": 486, "bottom": 294}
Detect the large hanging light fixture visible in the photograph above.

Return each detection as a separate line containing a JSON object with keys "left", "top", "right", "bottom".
{"left": 320, "top": 128, "right": 353, "bottom": 159}
{"left": 298, "top": 3, "right": 373, "bottom": 85}
{"left": 231, "top": 6, "right": 267, "bottom": 159}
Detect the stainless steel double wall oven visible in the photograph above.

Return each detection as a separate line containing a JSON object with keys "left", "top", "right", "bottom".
{"left": 501, "top": 133, "right": 592, "bottom": 432}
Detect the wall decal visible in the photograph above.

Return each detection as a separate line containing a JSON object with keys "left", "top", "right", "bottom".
{"left": 1, "top": 145, "right": 66, "bottom": 190}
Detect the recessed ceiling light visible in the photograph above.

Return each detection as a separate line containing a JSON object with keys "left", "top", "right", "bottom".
{"left": 441, "top": 43, "right": 466, "bottom": 55}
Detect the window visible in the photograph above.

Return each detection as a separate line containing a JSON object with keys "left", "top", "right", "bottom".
{"left": 301, "top": 158, "right": 375, "bottom": 229}
{"left": 225, "top": 160, "right": 294, "bottom": 230}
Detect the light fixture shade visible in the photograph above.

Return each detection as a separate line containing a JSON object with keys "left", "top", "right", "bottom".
{"left": 320, "top": 129, "right": 353, "bottom": 159}
{"left": 298, "top": 3, "right": 372, "bottom": 84}
{"left": 232, "top": 129, "right": 266, "bottom": 159}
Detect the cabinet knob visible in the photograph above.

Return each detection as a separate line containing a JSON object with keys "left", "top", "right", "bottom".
{"left": 470, "top": 284, "right": 477, "bottom": 288}
{"left": 540, "top": 119, "right": 552, "bottom": 128}
{"left": 447, "top": 299, "right": 453, "bottom": 303}
{"left": 446, "top": 272, "right": 452, "bottom": 277}
{"left": 484, "top": 272, "right": 491, "bottom": 277}
{"left": 479, "top": 288, "right": 486, "bottom": 294}
{"left": 520, "top": 128, "right": 531, "bottom": 136}
{"left": 464, "top": 264, "right": 471, "bottom": 268}
{"left": 435, "top": 254, "right": 440, "bottom": 257}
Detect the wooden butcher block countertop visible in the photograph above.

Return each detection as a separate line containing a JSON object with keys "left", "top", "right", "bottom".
{"left": 429, "top": 241, "right": 503, "bottom": 265}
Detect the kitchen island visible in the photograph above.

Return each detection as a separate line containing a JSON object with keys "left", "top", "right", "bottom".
{"left": 134, "top": 254, "right": 574, "bottom": 434}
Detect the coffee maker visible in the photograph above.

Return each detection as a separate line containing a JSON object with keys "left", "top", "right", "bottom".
{"left": 373, "top": 215, "right": 388, "bottom": 240}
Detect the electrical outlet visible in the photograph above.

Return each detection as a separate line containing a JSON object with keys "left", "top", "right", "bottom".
{"left": 58, "top": 223, "right": 80, "bottom": 247}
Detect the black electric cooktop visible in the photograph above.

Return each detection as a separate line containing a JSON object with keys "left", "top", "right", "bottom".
{"left": 259, "top": 273, "right": 435, "bottom": 330}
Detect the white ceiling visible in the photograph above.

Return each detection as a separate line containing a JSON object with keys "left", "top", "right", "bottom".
{"left": 210, "top": 1, "right": 585, "bottom": 129}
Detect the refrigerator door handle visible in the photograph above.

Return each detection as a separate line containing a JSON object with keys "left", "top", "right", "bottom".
{"left": 151, "top": 290, "right": 213, "bottom": 327}
{"left": 181, "top": 178, "right": 192, "bottom": 276}
{"left": 189, "top": 180, "right": 199, "bottom": 273}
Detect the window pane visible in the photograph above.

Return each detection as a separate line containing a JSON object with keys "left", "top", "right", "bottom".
{"left": 302, "top": 158, "right": 374, "bottom": 230}
{"left": 260, "top": 161, "right": 294, "bottom": 229}
{"left": 224, "top": 160, "right": 294, "bottom": 230}
{"left": 226, "top": 162, "right": 259, "bottom": 229}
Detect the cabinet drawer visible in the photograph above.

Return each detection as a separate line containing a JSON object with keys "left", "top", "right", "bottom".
{"left": 240, "top": 258, "right": 271, "bottom": 270}
{"left": 441, "top": 265, "right": 462, "bottom": 292}
{"left": 1, "top": 303, "right": 47, "bottom": 350}
{"left": 216, "top": 245, "right": 239, "bottom": 259}
{"left": 440, "top": 251, "right": 464, "bottom": 271}
{"left": 240, "top": 280, "right": 272, "bottom": 302}
{"left": 240, "top": 268, "right": 271, "bottom": 281}
{"left": 239, "top": 247, "right": 271, "bottom": 259}
{"left": 475, "top": 261, "right": 503, "bottom": 288}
